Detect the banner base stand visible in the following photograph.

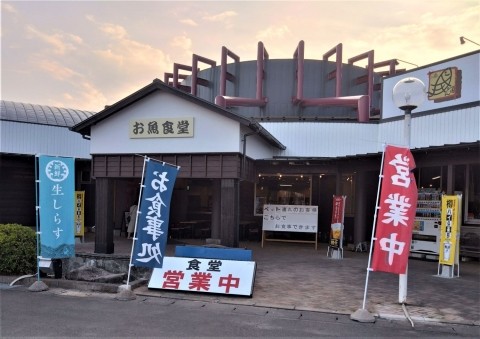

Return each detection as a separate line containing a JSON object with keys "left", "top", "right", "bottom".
{"left": 436, "top": 264, "right": 459, "bottom": 279}
{"left": 28, "top": 280, "right": 49, "bottom": 292}
{"left": 115, "top": 284, "right": 136, "bottom": 301}
{"left": 327, "top": 246, "right": 343, "bottom": 259}
{"left": 350, "top": 308, "right": 376, "bottom": 323}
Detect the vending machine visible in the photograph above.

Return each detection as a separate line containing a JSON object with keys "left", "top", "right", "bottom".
{"left": 410, "top": 188, "right": 442, "bottom": 258}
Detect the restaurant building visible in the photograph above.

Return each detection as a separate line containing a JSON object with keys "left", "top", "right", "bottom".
{"left": 1, "top": 41, "right": 477, "bottom": 258}
{"left": 71, "top": 41, "right": 479, "bottom": 257}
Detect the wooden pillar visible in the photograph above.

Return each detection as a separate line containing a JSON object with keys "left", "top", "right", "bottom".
{"left": 353, "top": 171, "right": 367, "bottom": 246}
{"left": 446, "top": 164, "right": 453, "bottom": 194}
{"left": 211, "top": 179, "right": 221, "bottom": 239}
{"left": 94, "top": 177, "right": 114, "bottom": 254}
{"left": 220, "top": 178, "right": 239, "bottom": 247}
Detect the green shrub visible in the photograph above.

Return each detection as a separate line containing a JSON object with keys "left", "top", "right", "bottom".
{"left": 0, "top": 224, "right": 37, "bottom": 275}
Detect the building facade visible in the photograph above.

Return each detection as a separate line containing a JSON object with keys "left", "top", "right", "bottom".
{"left": 71, "top": 42, "right": 479, "bottom": 257}
{"left": 2, "top": 41, "right": 478, "bottom": 258}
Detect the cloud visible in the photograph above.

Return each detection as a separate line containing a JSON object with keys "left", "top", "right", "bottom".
{"left": 171, "top": 35, "right": 193, "bottom": 51}
{"left": 2, "top": 3, "right": 17, "bottom": 14}
{"left": 98, "top": 22, "right": 128, "bottom": 40}
{"left": 357, "top": 3, "right": 480, "bottom": 66}
{"left": 202, "top": 10, "right": 237, "bottom": 22}
{"left": 54, "top": 80, "right": 107, "bottom": 112}
{"left": 256, "top": 25, "right": 291, "bottom": 41}
{"left": 78, "top": 81, "right": 108, "bottom": 109}
{"left": 25, "top": 25, "right": 82, "bottom": 55}
{"left": 89, "top": 18, "right": 172, "bottom": 77}
{"left": 180, "top": 19, "right": 197, "bottom": 27}
{"left": 32, "top": 58, "right": 107, "bottom": 111}
{"left": 34, "top": 58, "right": 79, "bottom": 81}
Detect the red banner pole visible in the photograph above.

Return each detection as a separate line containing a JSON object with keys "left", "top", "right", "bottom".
{"left": 361, "top": 144, "right": 387, "bottom": 310}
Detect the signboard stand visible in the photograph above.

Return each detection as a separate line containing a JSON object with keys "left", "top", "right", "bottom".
{"left": 262, "top": 230, "right": 318, "bottom": 250}
{"left": 327, "top": 246, "right": 343, "bottom": 259}
{"left": 261, "top": 204, "right": 319, "bottom": 250}
{"left": 438, "top": 263, "right": 459, "bottom": 278}
{"left": 436, "top": 194, "right": 462, "bottom": 279}
{"left": 327, "top": 196, "right": 346, "bottom": 260}
{"left": 74, "top": 191, "right": 85, "bottom": 243}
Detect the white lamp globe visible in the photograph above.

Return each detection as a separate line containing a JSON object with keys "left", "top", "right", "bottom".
{"left": 392, "top": 77, "right": 426, "bottom": 111}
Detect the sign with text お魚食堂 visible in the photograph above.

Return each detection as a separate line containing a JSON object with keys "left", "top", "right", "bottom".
{"left": 129, "top": 117, "right": 194, "bottom": 138}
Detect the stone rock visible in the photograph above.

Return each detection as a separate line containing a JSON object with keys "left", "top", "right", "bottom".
{"left": 66, "top": 265, "right": 126, "bottom": 284}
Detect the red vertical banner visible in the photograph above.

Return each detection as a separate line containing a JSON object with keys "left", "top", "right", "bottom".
{"left": 329, "top": 195, "right": 346, "bottom": 249}
{"left": 371, "top": 145, "right": 417, "bottom": 274}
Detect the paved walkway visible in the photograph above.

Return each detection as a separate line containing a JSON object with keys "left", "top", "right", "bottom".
{"left": 74, "top": 234, "right": 480, "bottom": 327}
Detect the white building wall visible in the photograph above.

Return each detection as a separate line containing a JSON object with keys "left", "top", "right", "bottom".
{"left": 382, "top": 52, "right": 479, "bottom": 119}
{"left": 261, "top": 106, "right": 479, "bottom": 159}
{"left": 239, "top": 126, "right": 279, "bottom": 160}
{"left": 91, "top": 92, "right": 242, "bottom": 154}
{"left": 0, "top": 120, "right": 91, "bottom": 159}
{"left": 260, "top": 122, "right": 380, "bottom": 158}
{"left": 378, "top": 107, "right": 480, "bottom": 150}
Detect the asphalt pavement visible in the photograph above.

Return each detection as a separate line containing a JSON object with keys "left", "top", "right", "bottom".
{"left": 2, "top": 285, "right": 479, "bottom": 338}
{"left": 2, "top": 233, "right": 479, "bottom": 329}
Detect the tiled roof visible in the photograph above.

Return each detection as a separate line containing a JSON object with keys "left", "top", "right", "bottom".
{"left": 1, "top": 100, "right": 96, "bottom": 128}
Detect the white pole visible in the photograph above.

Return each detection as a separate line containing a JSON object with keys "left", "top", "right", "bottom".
{"left": 34, "top": 156, "right": 41, "bottom": 282}
{"left": 361, "top": 144, "right": 387, "bottom": 309}
{"left": 126, "top": 156, "right": 148, "bottom": 287}
{"left": 399, "top": 110, "right": 412, "bottom": 303}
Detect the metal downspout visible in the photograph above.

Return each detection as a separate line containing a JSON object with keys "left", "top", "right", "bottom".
{"left": 242, "top": 132, "right": 255, "bottom": 180}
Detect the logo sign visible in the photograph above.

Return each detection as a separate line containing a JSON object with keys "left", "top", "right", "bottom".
{"left": 132, "top": 159, "right": 179, "bottom": 268}
{"left": 74, "top": 191, "right": 85, "bottom": 237}
{"left": 149, "top": 256, "right": 256, "bottom": 296}
{"left": 428, "top": 67, "right": 462, "bottom": 103}
{"left": 329, "top": 196, "right": 346, "bottom": 249}
{"left": 439, "top": 195, "right": 460, "bottom": 266}
{"left": 130, "top": 117, "right": 194, "bottom": 138}
{"left": 38, "top": 156, "right": 75, "bottom": 258}
{"left": 262, "top": 204, "right": 318, "bottom": 233}
{"left": 371, "top": 145, "right": 417, "bottom": 275}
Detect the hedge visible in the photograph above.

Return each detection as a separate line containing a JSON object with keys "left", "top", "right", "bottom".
{"left": 0, "top": 224, "right": 37, "bottom": 275}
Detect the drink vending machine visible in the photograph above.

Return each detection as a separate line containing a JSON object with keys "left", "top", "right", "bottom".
{"left": 411, "top": 188, "right": 442, "bottom": 258}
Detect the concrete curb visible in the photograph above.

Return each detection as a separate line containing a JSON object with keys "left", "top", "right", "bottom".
{"left": 1, "top": 275, "right": 147, "bottom": 294}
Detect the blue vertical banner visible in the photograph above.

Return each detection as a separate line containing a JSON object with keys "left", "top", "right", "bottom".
{"left": 38, "top": 155, "right": 75, "bottom": 258}
{"left": 132, "top": 158, "right": 179, "bottom": 268}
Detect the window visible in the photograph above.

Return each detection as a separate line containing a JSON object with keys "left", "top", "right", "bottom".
{"left": 466, "top": 164, "right": 480, "bottom": 224}
{"left": 255, "top": 175, "right": 312, "bottom": 215}
{"left": 80, "top": 170, "right": 91, "bottom": 183}
{"left": 454, "top": 164, "right": 480, "bottom": 224}
{"left": 417, "top": 166, "right": 447, "bottom": 191}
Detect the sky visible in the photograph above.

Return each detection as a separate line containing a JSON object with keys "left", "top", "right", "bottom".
{"left": 1, "top": 0, "right": 479, "bottom": 112}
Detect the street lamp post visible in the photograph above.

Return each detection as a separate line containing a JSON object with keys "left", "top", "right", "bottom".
{"left": 392, "top": 77, "right": 426, "bottom": 303}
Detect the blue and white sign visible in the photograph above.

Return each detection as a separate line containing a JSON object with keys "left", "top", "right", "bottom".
{"left": 38, "top": 155, "right": 75, "bottom": 258}
{"left": 132, "top": 159, "right": 179, "bottom": 268}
